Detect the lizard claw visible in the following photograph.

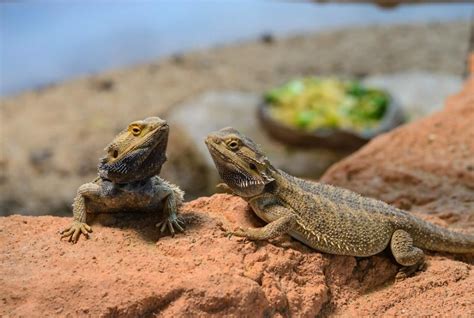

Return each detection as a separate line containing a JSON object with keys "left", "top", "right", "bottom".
{"left": 156, "top": 215, "right": 185, "bottom": 237}
{"left": 225, "top": 227, "right": 246, "bottom": 239}
{"left": 60, "top": 221, "right": 92, "bottom": 243}
{"left": 395, "top": 262, "right": 426, "bottom": 281}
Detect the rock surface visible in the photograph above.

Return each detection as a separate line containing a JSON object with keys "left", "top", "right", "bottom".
{"left": 1, "top": 194, "right": 472, "bottom": 317}
{"left": 0, "top": 22, "right": 470, "bottom": 216}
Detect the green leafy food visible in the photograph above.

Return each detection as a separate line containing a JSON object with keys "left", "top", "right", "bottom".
{"left": 265, "top": 77, "right": 390, "bottom": 132}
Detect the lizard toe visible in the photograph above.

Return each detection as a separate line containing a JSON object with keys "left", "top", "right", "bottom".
{"left": 61, "top": 222, "right": 90, "bottom": 243}
{"left": 168, "top": 221, "right": 176, "bottom": 237}
{"left": 157, "top": 216, "right": 185, "bottom": 236}
{"left": 174, "top": 222, "right": 185, "bottom": 233}
{"left": 60, "top": 227, "right": 74, "bottom": 238}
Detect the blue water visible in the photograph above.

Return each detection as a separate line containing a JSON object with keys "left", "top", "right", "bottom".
{"left": 0, "top": 1, "right": 472, "bottom": 96}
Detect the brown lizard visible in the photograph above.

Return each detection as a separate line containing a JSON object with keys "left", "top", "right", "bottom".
{"left": 205, "top": 127, "right": 474, "bottom": 273}
{"left": 60, "top": 117, "right": 184, "bottom": 243}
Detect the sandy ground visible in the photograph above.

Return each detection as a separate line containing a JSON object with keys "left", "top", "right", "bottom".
{"left": 0, "top": 21, "right": 471, "bottom": 216}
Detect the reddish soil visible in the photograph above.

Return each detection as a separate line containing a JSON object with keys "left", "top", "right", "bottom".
{"left": 0, "top": 193, "right": 472, "bottom": 317}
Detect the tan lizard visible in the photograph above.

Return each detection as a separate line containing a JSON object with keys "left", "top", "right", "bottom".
{"left": 60, "top": 117, "right": 184, "bottom": 243}
{"left": 205, "top": 127, "right": 474, "bottom": 273}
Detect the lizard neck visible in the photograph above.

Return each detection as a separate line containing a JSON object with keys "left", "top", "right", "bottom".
{"left": 265, "top": 167, "right": 314, "bottom": 201}
{"left": 269, "top": 167, "right": 291, "bottom": 186}
{"left": 259, "top": 166, "right": 293, "bottom": 196}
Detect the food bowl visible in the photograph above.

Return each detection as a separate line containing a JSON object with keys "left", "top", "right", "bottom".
{"left": 258, "top": 78, "right": 404, "bottom": 151}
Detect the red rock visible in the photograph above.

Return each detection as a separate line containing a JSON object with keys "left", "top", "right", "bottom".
{"left": 1, "top": 192, "right": 472, "bottom": 316}
{"left": 0, "top": 195, "right": 398, "bottom": 317}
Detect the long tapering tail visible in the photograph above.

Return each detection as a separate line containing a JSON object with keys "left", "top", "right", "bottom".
{"left": 407, "top": 218, "right": 474, "bottom": 254}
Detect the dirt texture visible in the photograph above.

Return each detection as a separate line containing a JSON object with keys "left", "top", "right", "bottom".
{"left": 0, "top": 195, "right": 384, "bottom": 317}
{"left": 1, "top": 193, "right": 472, "bottom": 317}
{"left": 0, "top": 21, "right": 470, "bottom": 216}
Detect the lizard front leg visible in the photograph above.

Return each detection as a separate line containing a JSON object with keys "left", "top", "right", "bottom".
{"left": 156, "top": 190, "right": 185, "bottom": 236}
{"left": 216, "top": 183, "right": 234, "bottom": 194}
{"left": 60, "top": 182, "right": 100, "bottom": 243}
{"left": 230, "top": 205, "right": 297, "bottom": 241}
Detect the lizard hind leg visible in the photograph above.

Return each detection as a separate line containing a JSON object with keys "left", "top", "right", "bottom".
{"left": 390, "top": 229, "right": 425, "bottom": 279}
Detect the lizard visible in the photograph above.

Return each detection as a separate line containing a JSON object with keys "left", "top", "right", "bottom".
{"left": 60, "top": 117, "right": 185, "bottom": 243}
{"left": 205, "top": 127, "right": 474, "bottom": 273}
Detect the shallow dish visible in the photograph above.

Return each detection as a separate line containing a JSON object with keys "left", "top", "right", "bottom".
{"left": 258, "top": 93, "right": 404, "bottom": 151}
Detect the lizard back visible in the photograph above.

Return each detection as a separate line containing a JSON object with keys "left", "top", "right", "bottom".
{"left": 275, "top": 170, "right": 474, "bottom": 255}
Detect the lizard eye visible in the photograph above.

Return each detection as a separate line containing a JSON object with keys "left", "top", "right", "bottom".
{"left": 131, "top": 126, "right": 141, "bottom": 136}
{"left": 112, "top": 150, "right": 119, "bottom": 158}
{"left": 228, "top": 140, "right": 239, "bottom": 150}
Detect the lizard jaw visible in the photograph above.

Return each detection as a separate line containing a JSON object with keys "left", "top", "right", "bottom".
{"left": 206, "top": 142, "right": 267, "bottom": 197}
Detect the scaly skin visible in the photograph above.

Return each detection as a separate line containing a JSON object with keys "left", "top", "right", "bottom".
{"left": 205, "top": 127, "right": 474, "bottom": 272}
{"left": 61, "top": 117, "right": 184, "bottom": 243}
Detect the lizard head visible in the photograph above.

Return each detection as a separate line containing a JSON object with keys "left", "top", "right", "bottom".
{"left": 205, "top": 127, "right": 274, "bottom": 197}
{"left": 98, "top": 117, "right": 169, "bottom": 183}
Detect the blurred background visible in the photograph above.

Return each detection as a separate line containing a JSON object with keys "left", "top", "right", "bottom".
{"left": 1, "top": 2, "right": 472, "bottom": 96}
{"left": 0, "top": 1, "right": 473, "bottom": 216}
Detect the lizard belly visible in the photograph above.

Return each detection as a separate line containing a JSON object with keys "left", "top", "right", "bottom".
{"left": 87, "top": 180, "right": 164, "bottom": 213}
{"left": 87, "top": 195, "right": 163, "bottom": 214}
{"left": 289, "top": 219, "right": 392, "bottom": 257}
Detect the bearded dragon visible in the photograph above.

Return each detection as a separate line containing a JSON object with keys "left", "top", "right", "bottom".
{"left": 205, "top": 127, "right": 474, "bottom": 272}
{"left": 61, "top": 117, "right": 184, "bottom": 243}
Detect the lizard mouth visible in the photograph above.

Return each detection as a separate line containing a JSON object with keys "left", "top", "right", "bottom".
{"left": 206, "top": 143, "right": 265, "bottom": 190}
{"left": 99, "top": 123, "right": 168, "bottom": 183}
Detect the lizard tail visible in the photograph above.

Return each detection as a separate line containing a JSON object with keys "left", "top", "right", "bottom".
{"left": 409, "top": 219, "right": 474, "bottom": 254}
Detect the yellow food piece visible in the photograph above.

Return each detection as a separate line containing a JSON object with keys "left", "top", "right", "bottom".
{"left": 266, "top": 77, "right": 389, "bottom": 132}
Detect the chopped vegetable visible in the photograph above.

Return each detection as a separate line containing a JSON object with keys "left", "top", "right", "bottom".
{"left": 265, "top": 77, "right": 389, "bottom": 132}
